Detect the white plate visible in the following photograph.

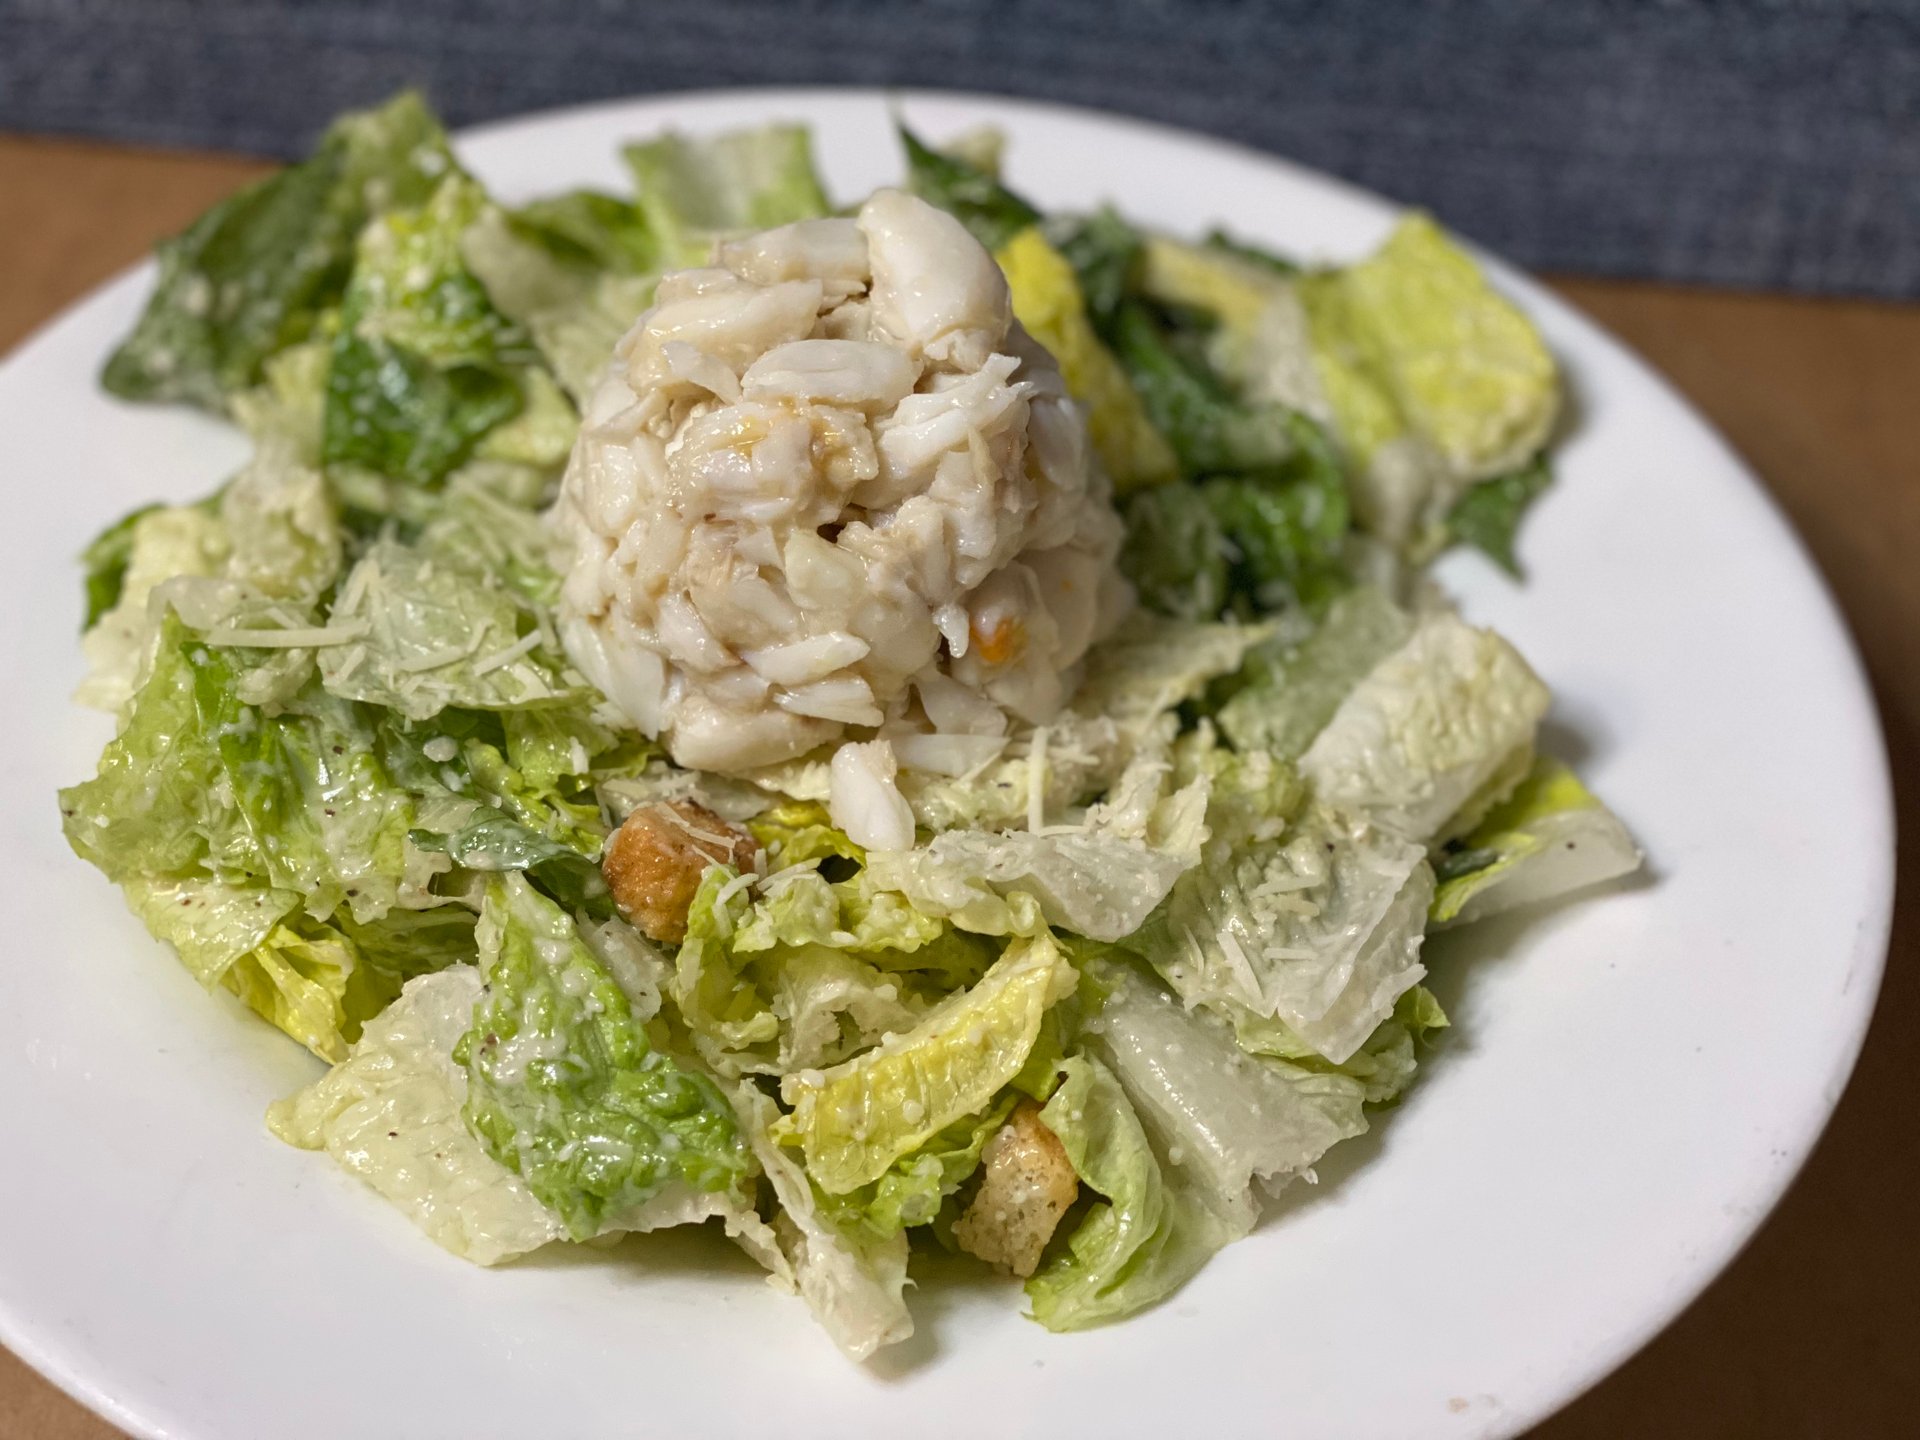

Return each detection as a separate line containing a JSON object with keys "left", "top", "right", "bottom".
{"left": 0, "top": 89, "right": 1893, "bottom": 1440}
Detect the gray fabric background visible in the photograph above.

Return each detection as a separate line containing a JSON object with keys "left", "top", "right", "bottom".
{"left": 2, "top": 0, "right": 1916, "bottom": 298}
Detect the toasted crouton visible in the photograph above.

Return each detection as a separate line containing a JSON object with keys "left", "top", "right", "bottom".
{"left": 602, "top": 800, "right": 757, "bottom": 943}
{"left": 953, "top": 1099, "right": 1081, "bottom": 1278}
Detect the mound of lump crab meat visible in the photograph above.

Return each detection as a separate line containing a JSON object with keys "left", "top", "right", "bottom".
{"left": 551, "top": 189, "right": 1130, "bottom": 845}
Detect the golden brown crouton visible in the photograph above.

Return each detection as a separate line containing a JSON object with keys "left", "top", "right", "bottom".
{"left": 952, "top": 1099, "right": 1081, "bottom": 1278}
{"left": 602, "top": 800, "right": 757, "bottom": 943}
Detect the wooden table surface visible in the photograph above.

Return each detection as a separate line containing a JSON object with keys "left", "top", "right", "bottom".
{"left": 1, "top": 133, "right": 1912, "bottom": 1440}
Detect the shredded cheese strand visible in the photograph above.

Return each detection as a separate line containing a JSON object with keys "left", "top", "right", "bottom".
{"left": 203, "top": 621, "right": 369, "bottom": 649}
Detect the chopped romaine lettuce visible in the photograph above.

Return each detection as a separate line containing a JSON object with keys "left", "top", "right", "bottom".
{"left": 1303, "top": 213, "right": 1560, "bottom": 543}
{"left": 1107, "top": 301, "right": 1300, "bottom": 476}
{"left": 1133, "top": 803, "right": 1434, "bottom": 1065}
{"left": 1054, "top": 208, "right": 1142, "bottom": 331}
{"left": 459, "top": 875, "right": 752, "bottom": 1239}
{"left": 78, "top": 502, "right": 164, "bottom": 632}
{"left": 900, "top": 615, "right": 1270, "bottom": 835}
{"left": 1025, "top": 1053, "right": 1242, "bottom": 1331}
{"left": 731, "top": 1083, "right": 914, "bottom": 1360}
{"left": 63, "top": 617, "right": 413, "bottom": 926}
{"left": 1201, "top": 228, "right": 1300, "bottom": 277}
{"left": 670, "top": 863, "right": 988, "bottom": 1078}
{"left": 1431, "top": 757, "right": 1640, "bottom": 926}
{"left": 748, "top": 801, "right": 864, "bottom": 869}
{"left": 322, "top": 173, "right": 539, "bottom": 494}
{"left": 269, "top": 966, "right": 571, "bottom": 1262}
{"left": 897, "top": 123, "right": 1042, "bottom": 252}
{"left": 318, "top": 537, "right": 580, "bottom": 720}
{"left": 1074, "top": 612, "right": 1276, "bottom": 739}
{"left": 462, "top": 204, "right": 659, "bottom": 402}
{"left": 1086, "top": 955, "right": 1371, "bottom": 1211}
{"left": 509, "top": 189, "right": 658, "bottom": 274}
{"left": 1119, "top": 484, "right": 1229, "bottom": 619}
{"left": 820, "top": 1095, "right": 1016, "bottom": 1242}
{"left": 1328, "top": 214, "right": 1559, "bottom": 481}
{"left": 1217, "top": 585, "right": 1414, "bottom": 760}
{"left": 1299, "top": 609, "right": 1550, "bottom": 841}
{"left": 103, "top": 91, "right": 456, "bottom": 410}
{"left": 1228, "top": 982, "right": 1449, "bottom": 1105}
{"left": 1446, "top": 451, "right": 1554, "bottom": 576}
{"left": 1197, "top": 423, "right": 1350, "bottom": 612}
{"left": 995, "top": 226, "right": 1178, "bottom": 491}
{"left": 864, "top": 827, "right": 1192, "bottom": 943}
{"left": 1136, "top": 235, "right": 1324, "bottom": 417}
{"left": 776, "top": 931, "right": 1075, "bottom": 1193}
{"left": 625, "top": 125, "right": 832, "bottom": 269}
{"left": 218, "top": 438, "right": 343, "bottom": 601}
{"left": 75, "top": 502, "right": 230, "bottom": 712}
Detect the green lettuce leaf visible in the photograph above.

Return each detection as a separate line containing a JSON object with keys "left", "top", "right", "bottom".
{"left": 1134, "top": 804, "right": 1433, "bottom": 1065}
{"left": 1430, "top": 757, "right": 1640, "bottom": 926}
{"left": 669, "top": 863, "right": 988, "bottom": 1079}
{"left": 1227, "top": 983, "right": 1449, "bottom": 1105}
{"left": 318, "top": 536, "right": 580, "bottom": 721}
{"left": 322, "top": 174, "right": 534, "bottom": 494}
{"left": 820, "top": 1095, "right": 1017, "bottom": 1242}
{"left": 1087, "top": 956, "right": 1370, "bottom": 1211}
{"left": 392, "top": 709, "right": 615, "bottom": 916}
{"left": 459, "top": 874, "right": 752, "bottom": 1240}
{"left": 731, "top": 870, "right": 945, "bottom": 956}
{"left": 274, "top": 962, "right": 765, "bottom": 1265}
{"left": 897, "top": 123, "right": 1042, "bottom": 252}
{"left": 730, "top": 1083, "right": 914, "bottom": 1360}
{"left": 1026, "top": 949, "right": 1383, "bottom": 1332}
{"left": 1074, "top": 612, "right": 1277, "bottom": 740}
{"left": 123, "top": 875, "right": 472, "bottom": 1066}
{"left": 995, "top": 226, "right": 1177, "bottom": 491}
{"left": 1302, "top": 213, "right": 1560, "bottom": 543}
{"left": 899, "top": 614, "right": 1271, "bottom": 835}
{"left": 61, "top": 616, "right": 501, "bottom": 1058}
{"left": 217, "top": 915, "right": 407, "bottom": 1064}
{"left": 1298, "top": 609, "right": 1550, "bottom": 841}
{"left": 1054, "top": 208, "right": 1142, "bottom": 332}
{"left": 1136, "top": 235, "right": 1322, "bottom": 414}
{"left": 230, "top": 338, "right": 331, "bottom": 453}
{"left": 217, "top": 436, "right": 344, "bottom": 601}
{"left": 776, "top": 931, "right": 1075, "bottom": 1193}
{"left": 64, "top": 616, "right": 412, "bottom": 921}
{"left": 625, "top": 125, "right": 832, "bottom": 269}
{"left": 1119, "top": 483, "right": 1229, "bottom": 620}
{"left": 463, "top": 204, "right": 660, "bottom": 402}
{"left": 1217, "top": 585, "right": 1414, "bottom": 760}
{"left": 864, "top": 827, "right": 1192, "bottom": 943}
{"left": 78, "top": 503, "right": 164, "bottom": 631}
{"left": 748, "top": 801, "right": 864, "bottom": 870}
{"left": 77, "top": 431, "right": 342, "bottom": 715}
{"left": 102, "top": 91, "right": 455, "bottom": 410}
{"left": 268, "top": 966, "right": 572, "bottom": 1263}
{"left": 1025, "top": 1054, "right": 1239, "bottom": 1331}
{"left": 509, "top": 190, "right": 658, "bottom": 274}
{"left": 1446, "top": 451, "right": 1553, "bottom": 576}
{"left": 74, "top": 501, "right": 230, "bottom": 712}
{"left": 1201, "top": 228, "right": 1300, "bottom": 277}
{"left": 1107, "top": 301, "right": 1300, "bottom": 476}
{"left": 417, "top": 470, "right": 568, "bottom": 607}
{"left": 1197, "top": 422, "right": 1351, "bottom": 612}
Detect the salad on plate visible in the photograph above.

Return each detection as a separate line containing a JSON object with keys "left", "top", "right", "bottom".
{"left": 59, "top": 92, "right": 1640, "bottom": 1360}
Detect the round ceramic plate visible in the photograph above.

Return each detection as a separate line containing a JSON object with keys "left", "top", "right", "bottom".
{"left": 0, "top": 89, "right": 1894, "bottom": 1440}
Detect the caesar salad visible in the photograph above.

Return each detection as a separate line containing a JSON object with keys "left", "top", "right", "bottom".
{"left": 60, "top": 93, "right": 1639, "bottom": 1359}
